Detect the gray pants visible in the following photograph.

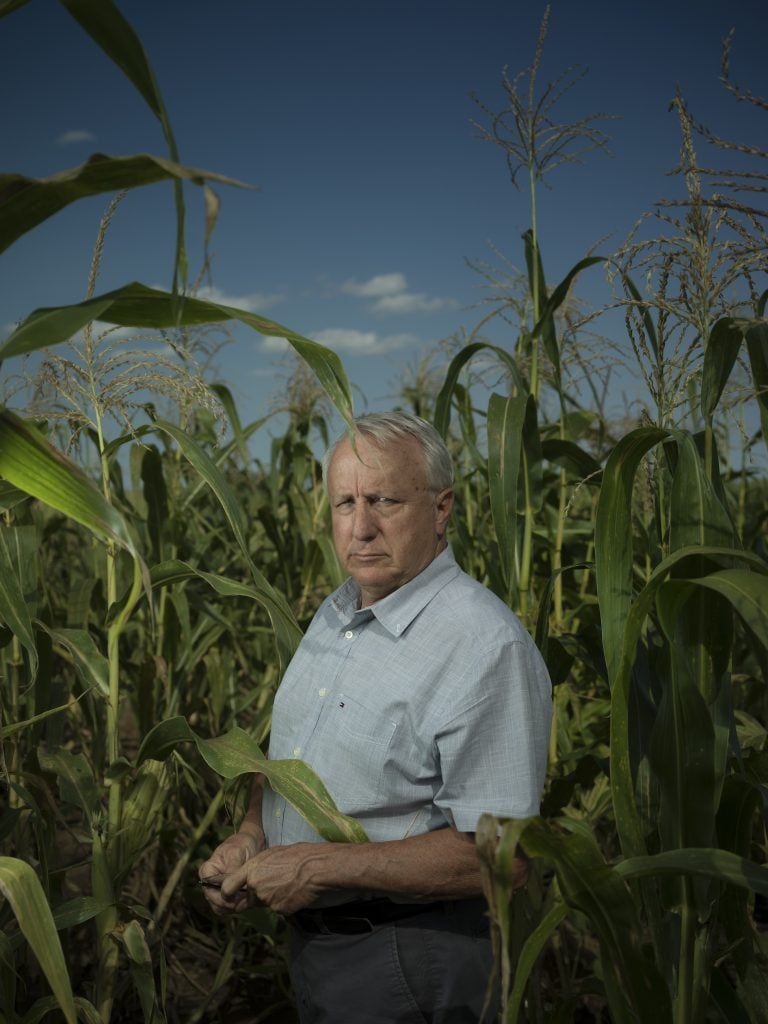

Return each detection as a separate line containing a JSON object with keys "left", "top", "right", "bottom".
{"left": 288, "top": 898, "right": 499, "bottom": 1023}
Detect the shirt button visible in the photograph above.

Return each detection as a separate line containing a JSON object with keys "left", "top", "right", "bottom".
{"left": 274, "top": 808, "right": 282, "bottom": 818}
{"left": 345, "top": 630, "right": 354, "bottom": 639}
{"left": 318, "top": 688, "right": 327, "bottom": 697}
{"left": 292, "top": 746, "right": 302, "bottom": 756}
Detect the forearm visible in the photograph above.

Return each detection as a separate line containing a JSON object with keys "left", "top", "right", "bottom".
{"left": 307, "top": 827, "right": 483, "bottom": 900}
{"left": 222, "top": 825, "right": 526, "bottom": 913}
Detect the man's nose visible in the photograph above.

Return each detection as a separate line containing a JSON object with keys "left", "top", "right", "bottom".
{"left": 352, "top": 501, "right": 377, "bottom": 539}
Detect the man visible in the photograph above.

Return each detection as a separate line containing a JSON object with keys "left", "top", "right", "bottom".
{"left": 200, "top": 412, "right": 552, "bottom": 1023}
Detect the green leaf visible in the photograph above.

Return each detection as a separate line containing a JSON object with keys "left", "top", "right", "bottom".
{"left": 115, "top": 920, "right": 155, "bottom": 1024}
{"left": 694, "top": 569, "right": 768, "bottom": 647}
{"left": 506, "top": 901, "right": 569, "bottom": 1023}
{"left": 0, "top": 0, "right": 32, "bottom": 16}
{"left": 39, "top": 626, "right": 110, "bottom": 697}
{"left": 541, "top": 438, "right": 602, "bottom": 480}
{"left": 151, "top": 558, "right": 302, "bottom": 670}
{"left": 37, "top": 747, "right": 100, "bottom": 827}
{"left": 487, "top": 392, "right": 528, "bottom": 595}
{"left": 0, "top": 283, "right": 354, "bottom": 430}
{"left": 0, "top": 409, "right": 138, "bottom": 557}
{"left": 137, "top": 717, "right": 368, "bottom": 844}
{"left": 608, "top": 546, "right": 767, "bottom": 860}
{"left": 651, "top": 582, "right": 718, "bottom": 853}
{"left": 745, "top": 321, "right": 768, "bottom": 446}
{"left": 519, "top": 817, "right": 672, "bottom": 1024}
{"left": 620, "top": 272, "right": 659, "bottom": 361}
{"left": 615, "top": 848, "right": 768, "bottom": 896}
{"left": 0, "top": 526, "right": 38, "bottom": 680}
{"left": 594, "top": 426, "right": 668, "bottom": 684}
{"left": 0, "top": 858, "right": 77, "bottom": 1024}
{"left": 0, "top": 154, "right": 246, "bottom": 256}
{"left": 433, "top": 342, "right": 524, "bottom": 438}
{"left": 668, "top": 430, "right": 737, "bottom": 553}
{"left": 59, "top": 0, "right": 189, "bottom": 294}
{"left": 700, "top": 317, "right": 746, "bottom": 419}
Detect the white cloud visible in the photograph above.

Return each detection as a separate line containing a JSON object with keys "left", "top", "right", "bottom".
{"left": 259, "top": 328, "right": 419, "bottom": 356}
{"left": 371, "top": 292, "right": 457, "bottom": 314}
{"left": 340, "top": 271, "right": 456, "bottom": 315}
{"left": 195, "top": 284, "right": 284, "bottom": 312}
{"left": 57, "top": 129, "right": 96, "bottom": 145}
{"left": 341, "top": 273, "right": 407, "bottom": 298}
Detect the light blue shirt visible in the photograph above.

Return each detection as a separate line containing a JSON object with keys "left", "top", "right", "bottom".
{"left": 262, "top": 547, "right": 552, "bottom": 847}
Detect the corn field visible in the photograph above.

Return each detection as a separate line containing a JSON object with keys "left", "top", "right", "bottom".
{"left": 1, "top": 4, "right": 767, "bottom": 1023}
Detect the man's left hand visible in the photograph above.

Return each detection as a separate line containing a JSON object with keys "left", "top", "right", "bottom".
{"left": 220, "top": 843, "right": 324, "bottom": 914}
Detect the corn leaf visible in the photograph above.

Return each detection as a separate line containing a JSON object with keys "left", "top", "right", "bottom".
{"left": 0, "top": 409, "right": 137, "bottom": 556}
{"left": 0, "top": 154, "right": 246, "bottom": 256}
{"left": 694, "top": 569, "right": 768, "bottom": 645}
{"left": 39, "top": 626, "right": 110, "bottom": 697}
{"left": 37, "top": 747, "right": 100, "bottom": 827}
{"left": 434, "top": 342, "right": 524, "bottom": 438}
{"left": 0, "top": 0, "right": 32, "bottom": 14}
{"left": 505, "top": 901, "right": 569, "bottom": 1024}
{"left": 0, "top": 526, "right": 38, "bottom": 680}
{"left": 700, "top": 317, "right": 747, "bottom": 420}
{"left": 115, "top": 920, "right": 155, "bottom": 1024}
{"left": 668, "top": 430, "right": 737, "bottom": 552}
{"left": 0, "top": 283, "right": 354, "bottom": 429}
{"left": 651, "top": 582, "right": 719, "bottom": 852}
{"left": 519, "top": 817, "right": 672, "bottom": 1024}
{"left": 609, "top": 546, "right": 767, "bottom": 860}
{"left": 137, "top": 717, "right": 368, "bottom": 844}
{"left": 594, "top": 426, "right": 668, "bottom": 684}
{"left": 59, "top": 0, "right": 189, "bottom": 293}
{"left": 0, "top": 858, "right": 77, "bottom": 1024}
{"left": 745, "top": 321, "right": 768, "bottom": 445}
{"left": 487, "top": 392, "right": 527, "bottom": 595}
{"left": 616, "top": 848, "right": 768, "bottom": 895}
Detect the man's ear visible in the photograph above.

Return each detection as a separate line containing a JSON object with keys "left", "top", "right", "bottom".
{"left": 435, "top": 488, "right": 454, "bottom": 536}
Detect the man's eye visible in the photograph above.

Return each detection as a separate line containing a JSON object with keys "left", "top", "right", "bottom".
{"left": 374, "top": 497, "right": 397, "bottom": 506}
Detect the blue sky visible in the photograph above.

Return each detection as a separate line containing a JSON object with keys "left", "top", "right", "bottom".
{"left": 2, "top": 0, "right": 765, "bottom": 446}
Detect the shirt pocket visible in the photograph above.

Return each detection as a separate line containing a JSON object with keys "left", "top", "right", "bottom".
{"left": 319, "top": 691, "right": 398, "bottom": 813}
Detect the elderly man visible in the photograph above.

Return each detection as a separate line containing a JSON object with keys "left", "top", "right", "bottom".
{"left": 200, "top": 412, "right": 552, "bottom": 1023}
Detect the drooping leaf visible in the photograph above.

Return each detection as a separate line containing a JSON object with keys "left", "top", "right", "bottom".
{"left": 137, "top": 717, "right": 368, "bottom": 844}
{"left": 0, "top": 154, "right": 246, "bottom": 256}
{"left": 541, "top": 438, "right": 602, "bottom": 481}
{"left": 433, "top": 342, "right": 525, "bottom": 438}
{"left": 0, "top": 409, "right": 138, "bottom": 557}
{"left": 615, "top": 847, "right": 768, "bottom": 896}
{"left": 0, "top": 858, "right": 78, "bottom": 1024}
{"left": 39, "top": 626, "right": 110, "bottom": 697}
{"left": 0, "top": 283, "right": 354, "bottom": 429}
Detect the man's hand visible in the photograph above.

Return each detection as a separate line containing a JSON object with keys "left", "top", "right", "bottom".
{"left": 220, "top": 843, "right": 324, "bottom": 914}
{"left": 198, "top": 829, "right": 264, "bottom": 915}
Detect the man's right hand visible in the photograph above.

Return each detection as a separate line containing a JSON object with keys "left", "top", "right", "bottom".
{"left": 198, "top": 829, "right": 264, "bottom": 915}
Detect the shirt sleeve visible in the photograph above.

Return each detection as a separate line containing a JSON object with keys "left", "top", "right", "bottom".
{"left": 433, "top": 639, "right": 552, "bottom": 832}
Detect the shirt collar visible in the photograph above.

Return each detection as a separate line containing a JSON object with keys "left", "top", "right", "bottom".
{"left": 330, "top": 547, "right": 460, "bottom": 636}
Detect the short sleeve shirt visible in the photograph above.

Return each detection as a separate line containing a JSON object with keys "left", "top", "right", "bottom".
{"left": 262, "top": 547, "right": 552, "bottom": 847}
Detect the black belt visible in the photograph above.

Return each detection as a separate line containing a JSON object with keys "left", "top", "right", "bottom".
{"left": 290, "top": 897, "right": 445, "bottom": 935}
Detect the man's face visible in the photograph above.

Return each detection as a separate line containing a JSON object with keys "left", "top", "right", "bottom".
{"left": 327, "top": 434, "right": 454, "bottom": 607}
